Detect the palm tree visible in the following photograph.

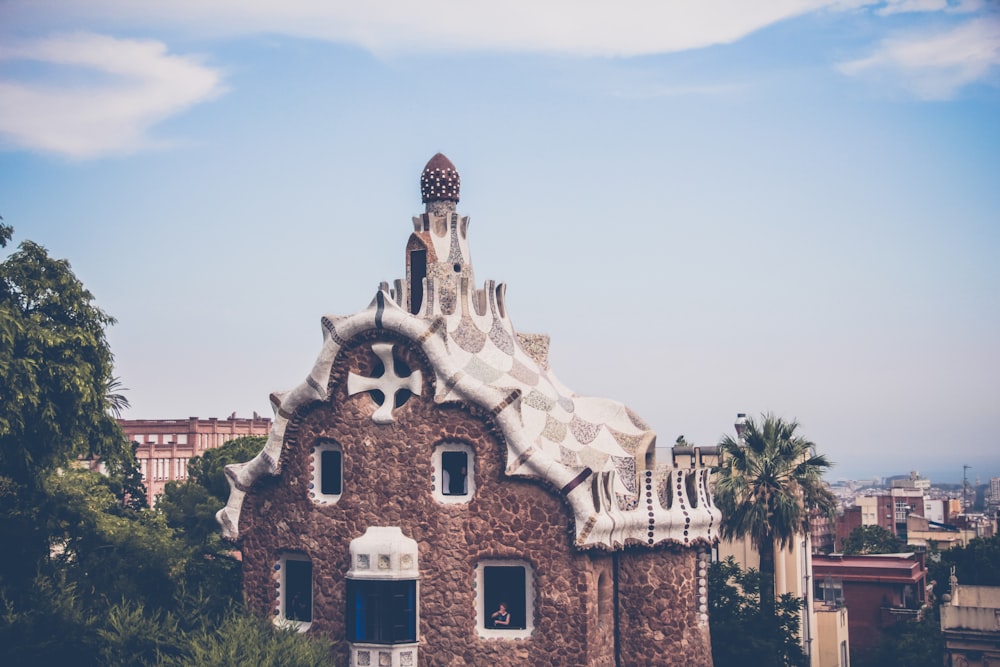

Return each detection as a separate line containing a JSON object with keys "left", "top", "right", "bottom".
{"left": 104, "top": 376, "right": 130, "bottom": 419}
{"left": 714, "top": 413, "right": 836, "bottom": 620}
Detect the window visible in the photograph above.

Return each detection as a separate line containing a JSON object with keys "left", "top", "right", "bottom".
{"left": 277, "top": 554, "right": 313, "bottom": 630}
{"left": 815, "top": 577, "right": 844, "bottom": 606}
{"left": 346, "top": 580, "right": 417, "bottom": 644}
{"left": 477, "top": 560, "right": 533, "bottom": 638}
{"left": 433, "top": 441, "right": 475, "bottom": 504}
{"left": 442, "top": 451, "right": 468, "bottom": 495}
{"left": 310, "top": 440, "right": 342, "bottom": 504}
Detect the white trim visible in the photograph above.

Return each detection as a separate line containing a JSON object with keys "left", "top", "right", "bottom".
{"left": 275, "top": 552, "right": 313, "bottom": 633}
{"left": 476, "top": 559, "right": 534, "bottom": 639}
{"left": 432, "top": 441, "right": 475, "bottom": 504}
{"left": 310, "top": 440, "right": 342, "bottom": 505}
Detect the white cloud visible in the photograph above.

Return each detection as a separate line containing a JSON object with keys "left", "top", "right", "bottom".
{"left": 875, "top": 0, "right": 984, "bottom": 16}
{"left": 0, "top": 32, "right": 224, "bottom": 158}
{"left": 5, "top": 0, "right": 867, "bottom": 57}
{"left": 838, "top": 16, "right": 1000, "bottom": 99}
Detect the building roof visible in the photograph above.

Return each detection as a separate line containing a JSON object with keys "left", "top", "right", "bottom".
{"left": 813, "top": 553, "right": 926, "bottom": 584}
{"left": 216, "top": 155, "right": 719, "bottom": 551}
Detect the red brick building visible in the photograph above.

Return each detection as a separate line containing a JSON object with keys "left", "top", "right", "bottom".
{"left": 812, "top": 552, "right": 928, "bottom": 655}
{"left": 119, "top": 415, "right": 271, "bottom": 502}
{"left": 217, "top": 155, "right": 719, "bottom": 666}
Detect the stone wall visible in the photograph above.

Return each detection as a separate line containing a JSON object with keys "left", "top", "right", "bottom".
{"left": 616, "top": 548, "right": 713, "bottom": 667}
{"left": 241, "top": 333, "right": 616, "bottom": 666}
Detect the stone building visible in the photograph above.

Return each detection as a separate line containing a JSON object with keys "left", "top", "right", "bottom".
{"left": 217, "top": 155, "right": 718, "bottom": 666}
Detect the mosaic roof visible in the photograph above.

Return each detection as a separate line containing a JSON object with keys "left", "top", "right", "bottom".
{"left": 218, "top": 155, "right": 719, "bottom": 551}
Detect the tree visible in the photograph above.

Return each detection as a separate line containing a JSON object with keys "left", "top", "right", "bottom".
{"left": 709, "top": 557, "right": 808, "bottom": 667}
{"left": 714, "top": 413, "right": 836, "bottom": 623}
{"left": 0, "top": 232, "right": 133, "bottom": 592}
{"left": 927, "top": 535, "right": 1000, "bottom": 598}
{"left": 842, "top": 525, "right": 903, "bottom": 555}
{"left": 0, "top": 228, "right": 335, "bottom": 665}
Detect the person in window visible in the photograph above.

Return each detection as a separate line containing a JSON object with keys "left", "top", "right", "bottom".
{"left": 442, "top": 465, "right": 467, "bottom": 495}
{"left": 490, "top": 602, "right": 510, "bottom": 627}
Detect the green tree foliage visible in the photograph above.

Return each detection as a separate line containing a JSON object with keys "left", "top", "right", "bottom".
{"left": 928, "top": 535, "right": 1000, "bottom": 598}
{"left": 709, "top": 557, "right": 808, "bottom": 667}
{"left": 715, "top": 413, "right": 836, "bottom": 620}
{"left": 842, "top": 524, "right": 903, "bottom": 555}
{"left": 158, "top": 435, "right": 265, "bottom": 617}
{"left": 0, "top": 234, "right": 134, "bottom": 593}
{"left": 853, "top": 606, "right": 944, "bottom": 667}
{"left": 0, "top": 229, "right": 334, "bottom": 665}
{"left": 160, "top": 613, "right": 334, "bottom": 667}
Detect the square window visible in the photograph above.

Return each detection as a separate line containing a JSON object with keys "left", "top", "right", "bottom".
{"left": 477, "top": 560, "right": 533, "bottom": 638}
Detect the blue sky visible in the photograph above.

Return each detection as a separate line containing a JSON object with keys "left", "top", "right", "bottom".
{"left": 1, "top": 1, "right": 998, "bottom": 482}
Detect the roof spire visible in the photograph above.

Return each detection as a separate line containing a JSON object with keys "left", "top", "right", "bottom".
{"left": 420, "top": 153, "right": 460, "bottom": 213}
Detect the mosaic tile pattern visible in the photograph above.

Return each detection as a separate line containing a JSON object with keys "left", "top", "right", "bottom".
{"left": 217, "top": 156, "right": 720, "bottom": 551}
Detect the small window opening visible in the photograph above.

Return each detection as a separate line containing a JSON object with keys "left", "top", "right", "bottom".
{"left": 442, "top": 451, "right": 468, "bottom": 496}
{"left": 311, "top": 440, "right": 343, "bottom": 504}
{"left": 321, "top": 449, "right": 342, "bottom": 495}
{"left": 409, "top": 249, "right": 426, "bottom": 315}
{"left": 433, "top": 441, "right": 475, "bottom": 504}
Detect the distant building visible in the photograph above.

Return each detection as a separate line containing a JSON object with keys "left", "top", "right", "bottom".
{"left": 856, "top": 487, "right": 925, "bottom": 541}
{"left": 119, "top": 415, "right": 271, "bottom": 503}
{"left": 812, "top": 552, "right": 928, "bottom": 656}
{"left": 891, "top": 471, "right": 931, "bottom": 492}
{"left": 940, "top": 576, "right": 1000, "bottom": 667}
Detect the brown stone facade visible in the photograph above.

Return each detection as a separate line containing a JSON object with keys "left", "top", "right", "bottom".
{"left": 239, "top": 332, "right": 712, "bottom": 666}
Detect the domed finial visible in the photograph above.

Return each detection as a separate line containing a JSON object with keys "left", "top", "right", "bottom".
{"left": 420, "top": 153, "right": 460, "bottom": 205}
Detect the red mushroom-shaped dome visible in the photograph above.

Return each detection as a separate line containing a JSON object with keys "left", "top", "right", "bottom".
{"left": 420, "top": 153, "right": 460, "bottom": 204}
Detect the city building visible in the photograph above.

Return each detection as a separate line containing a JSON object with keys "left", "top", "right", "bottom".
{"left": 119, "top": 415, "right": 271, "bottom": 502}
{"left": 216, "top": 155, "right": 719, "bottom": 666}
{"left": 812, "top": 552, "right": 928, "bottom": 656}
{"left": 940, "top": 576, "right": 1000, "bottom": 667}
{"left": 856, "top": 487, "right": 925, "bottom": 542}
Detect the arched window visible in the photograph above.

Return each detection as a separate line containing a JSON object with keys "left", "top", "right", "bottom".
{"left": 310, "top": 440, "right": 342, "bottom": 504}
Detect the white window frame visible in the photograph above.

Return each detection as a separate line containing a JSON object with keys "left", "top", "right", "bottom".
{"left": 476, "top": 559, "right": 534, "bottom": 639}
{"left": 310, "top": 440, "right": 343, "bottom": 505}
{"left": 433, "top": 441, "right": 475, "bottom": 504}
{"left": 275, "top": 553, "right": 313, "bottom": 632}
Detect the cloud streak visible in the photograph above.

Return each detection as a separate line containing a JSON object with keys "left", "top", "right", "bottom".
{"left": 838, "top": 16, "right": 1000, "bottom": 99}
{"left": 0, "top": 32, "right": 224, "bottom": 158}
{"left": 6, "top": 0, "right": 866, "bottom": 57}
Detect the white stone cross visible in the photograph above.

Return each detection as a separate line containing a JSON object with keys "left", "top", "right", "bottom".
{"left": 347, "top": 342, "right": 422, "bottom": 424}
